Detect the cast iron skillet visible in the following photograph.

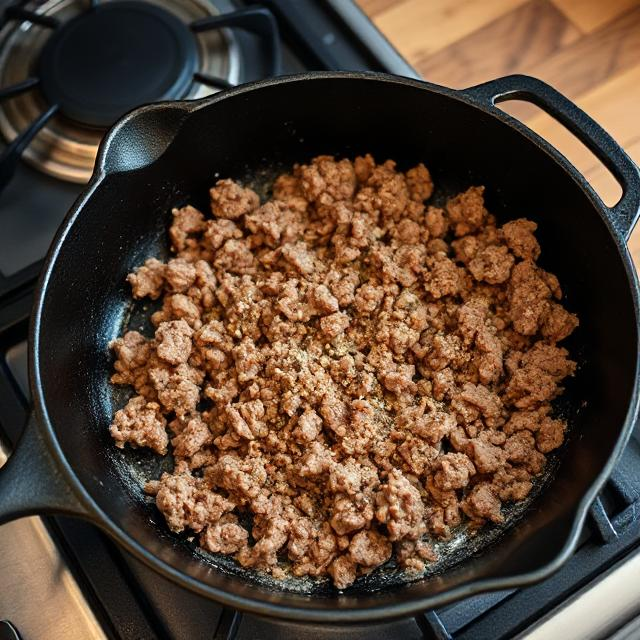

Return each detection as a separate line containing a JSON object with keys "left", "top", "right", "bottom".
{"left": 0, "top": 72, "right": 639, "bottom": 623}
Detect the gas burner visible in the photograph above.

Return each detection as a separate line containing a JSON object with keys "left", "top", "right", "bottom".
{"left": 0, "top": 0, "right": 279, "bottom": 184}
{"left": 38, "top": 1, "right": 199, "bottom": 128}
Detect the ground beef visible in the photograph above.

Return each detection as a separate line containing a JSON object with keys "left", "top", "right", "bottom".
{"left": 110, "top": 396, "right": 168, "bottom": 454}
{"left": 468, "top": 245, "right": 514, "bottom": 284}
{"left": 127, "top": 258, "right": 166, "bottom": 299}
{"left": 328, "top": 555, "right": 357, "bottom": 590}
{"left": 201, "top": 514, "right": 249, "bottom": 554}
{"left": 395, "top": 539, "right": 437, "bottom": 574}
{"left": 148, "top": 470, "right": 235, "bottom": 533}
{"left": 461, "top": 483, "right": 503, "bottom": 524}
{"left": 210, "top": 178, "right": 259, "bottom": 220}
{"left": 433, "top": 453, "right": 476, "bottom": 491}
{"left": 375, "top": 470, "right": 426, "bottom": 540}
{"left": 155, "top": 319, "right": 193, "bottom": 365}
{"left": 110, "top": 154, "right": 578, "bottom": 589}
{"left": 502, "top": 219, "right": 540, "bottom": 260}
{"left": 348, "top": 529, "right": 392, "bottom": 569}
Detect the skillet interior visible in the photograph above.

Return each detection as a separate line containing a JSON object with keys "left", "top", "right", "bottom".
{"left": 34, "top": 75, "right": 638, "bottom": 614}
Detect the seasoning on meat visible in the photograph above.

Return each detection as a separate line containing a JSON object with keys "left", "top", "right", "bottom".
{"left": 110, "top": 154, "right": 578, "bottom": 589}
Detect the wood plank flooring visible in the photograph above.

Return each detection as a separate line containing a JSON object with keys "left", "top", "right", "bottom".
{"left": 358, "top": 0, "right": 640, "bottom": 266}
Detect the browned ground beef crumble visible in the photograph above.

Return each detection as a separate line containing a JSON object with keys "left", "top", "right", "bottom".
{"left": 109, "top": 155, "right": 578, "bottom": 589}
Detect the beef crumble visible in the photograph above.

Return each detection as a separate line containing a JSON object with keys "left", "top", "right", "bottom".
{"left": 110, "top": 155, "right": 578, "bottom": 588}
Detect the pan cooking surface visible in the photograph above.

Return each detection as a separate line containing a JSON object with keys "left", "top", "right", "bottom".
{"left": 103, "top": 160, "right": 580, "bottom": 596}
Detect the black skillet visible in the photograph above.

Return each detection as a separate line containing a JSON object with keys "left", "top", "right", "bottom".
{"left": 0, "top": 72, "right": 639, "bottom": 622}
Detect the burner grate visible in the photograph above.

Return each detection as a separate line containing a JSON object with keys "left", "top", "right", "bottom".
{"left": 214, "top": 609, "right": 242, "bottom": 640}
{"left": 191, "top": 6, "right": 281, "bottom": 79}
{"left": 585, "top": 430, "right": 640, "bottom": 545}
{"left": 416, "top": 611, "right": 452, "bottom": 640}
{"left": 0, "top": 94, "right": 56, "bottom": 192}
{"left": 0, "top": 0, "right": 279, "bottom": 184}
{"left": 5, "top": 3, "right": 59, "bottom": 27}
{"left": 38, "top": 1, "right": 200, "bottom": 127}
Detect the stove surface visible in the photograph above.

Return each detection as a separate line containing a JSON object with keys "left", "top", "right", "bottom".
{"left": 1, "top": 2, "right": 639, "bottom": 640}
{"left": 0, "top": 485, "right": 106, "bottom": 640}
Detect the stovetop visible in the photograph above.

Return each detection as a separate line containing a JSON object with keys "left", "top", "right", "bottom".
{"left": 0, "top": 1, "right": 639, "bottom": 639}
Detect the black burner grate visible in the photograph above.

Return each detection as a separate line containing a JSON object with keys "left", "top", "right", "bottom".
{"left": 38, "top": 1, "right": 200, "bottom": 127}
{"left": 0, "top": 0, "right": 281, "bottom": 193}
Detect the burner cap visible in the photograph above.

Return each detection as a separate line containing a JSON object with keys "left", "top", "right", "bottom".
{"left": 38, "top": 1, "right": 198, "bottom": 128}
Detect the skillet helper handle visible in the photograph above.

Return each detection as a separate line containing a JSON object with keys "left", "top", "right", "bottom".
{"left": 0, "top": 415, "right": 87, "bottom": 525}
{"left": 96, "top": 101, "right": 192, "bottom": 176}
{"left": 463, "top": 74, "right": 640, "bottom": 241}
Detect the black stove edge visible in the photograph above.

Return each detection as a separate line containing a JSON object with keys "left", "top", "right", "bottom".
{"left": 516, "top": 544, "right": 640, "bottom": 640}
{"left": 0, "top": 289, "right": 30, "bottom": 336}
{"left": 45, "top": 516, "right": 163, "bottom": 640}
{"left": 0, "top": 260, "right": 41, "bottom": 303}
{"left": 250, "top": 0, "right": 421, "bottom": 77}
{"left": 450, "top": 508, "right": 640, "bottom": 639}
{"left": 324, "top": 0, "right": 421, "bottom": 79}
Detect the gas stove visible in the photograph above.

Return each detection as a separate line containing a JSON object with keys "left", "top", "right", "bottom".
{"left": 0, "top": 2, "right": 639, "bottom": 639}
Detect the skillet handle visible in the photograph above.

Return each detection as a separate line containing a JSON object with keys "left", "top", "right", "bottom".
{"left": 96, "top": 101, "right": 192, "bottom": 176}
{"left": 0, "top": 414, "right": 88, "bottom": 525}
{"left": 463, "top": 74, "right": 640, "bottom": 241}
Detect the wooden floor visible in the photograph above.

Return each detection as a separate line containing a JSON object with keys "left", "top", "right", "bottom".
{"left": 358, "top": 0, "right": 640, "bottom": 268}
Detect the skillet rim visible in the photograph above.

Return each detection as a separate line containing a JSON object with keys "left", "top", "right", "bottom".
{"left": 29, "top": 71, "right": 640, "bottom": 622}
